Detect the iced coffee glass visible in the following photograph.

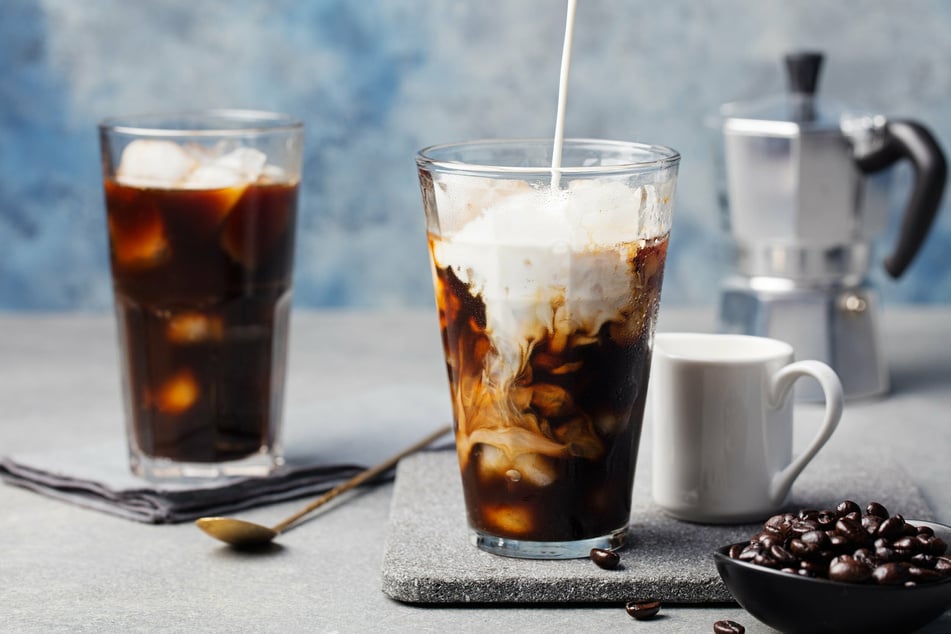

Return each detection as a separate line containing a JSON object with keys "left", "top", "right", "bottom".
{"left": 418, "top": 139, "right": 679, "bottom": 558}
{"left": 99, "top": 110, "right": 303, "bottom": 480}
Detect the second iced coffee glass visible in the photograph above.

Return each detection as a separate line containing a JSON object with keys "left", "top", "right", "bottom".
{"left": 418, "top": 139, "right": 680, "bottom": 558}
{"left": 100, "top": 110, "right": 303, "bottom": 480}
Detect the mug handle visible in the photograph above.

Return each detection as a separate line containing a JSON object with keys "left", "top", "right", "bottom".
{"left": 767, "top": 361, "right": 844, "bottom": 505}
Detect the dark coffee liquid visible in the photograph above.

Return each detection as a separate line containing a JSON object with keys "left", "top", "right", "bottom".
{"left": 105, "top": 179, "right": 297, "bottom": 463}
{"left": 431, "top": 234, "right": 668, "bottom": 542}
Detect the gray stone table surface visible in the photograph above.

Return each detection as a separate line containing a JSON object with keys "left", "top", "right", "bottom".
{"left": 2, "top": 307, "right": 951, "bottom": 633}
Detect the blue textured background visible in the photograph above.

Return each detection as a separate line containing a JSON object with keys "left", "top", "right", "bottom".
{"left": 2, "top": 0, "right": 951, "bottom": 310}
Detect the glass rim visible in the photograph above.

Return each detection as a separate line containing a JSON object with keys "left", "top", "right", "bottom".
{"left": 99, "top": 109, "right": 303, "bottom": 137}
{"left": 416, "top": 138, "right": 680, "bottom": 175}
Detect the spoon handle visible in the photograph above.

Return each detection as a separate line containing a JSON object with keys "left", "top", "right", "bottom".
{"left": 270, "top": 424, "right": 452, "bottom": 534}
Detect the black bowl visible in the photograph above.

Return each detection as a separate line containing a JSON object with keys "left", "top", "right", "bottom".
{"left": 714, "top": 520, "right": 951, "bottom": 634}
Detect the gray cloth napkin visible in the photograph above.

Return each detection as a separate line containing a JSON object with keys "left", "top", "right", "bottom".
{"left": 0, "top": 384, "right": 453, "bottom": 524}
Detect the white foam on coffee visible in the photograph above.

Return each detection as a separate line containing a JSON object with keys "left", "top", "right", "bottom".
{"left": 431, "top": 175, "right": 673, "bottom": 383}
{"left": 116, "top": 139, "right": 271, "bottom": 189}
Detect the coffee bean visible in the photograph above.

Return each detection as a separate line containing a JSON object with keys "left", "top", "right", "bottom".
{"left": 713, "top": 619, "right": 745, "bottom": 633}
{"left": 801, "top": 558, "right": 829, "bottom": 575}
{"left": 738, "top": 544, "right": 761, "bottom": 561}
{"left": 910, "top": 566, "right": 944, "bottom": 582}
{"left": 755, "top": 532, "right": 784, "bottom": 549}
{"left": 862, "top": 514, "right": 882, "bottom": 534}
{"left": 878, "top": 516, "right": 906, "bottom": 540}
{"left": 829, "top": 556, "right": 872, "bottom": 583}
{"left": 789, "top": 538, "right": 817, "bottom": 559}
{"left": 893, "top": 536, "right": 919, "bottom": 555}
{"left": 873, "top": 562, "right": 913, "bottom": 585}
{"left": 901, "top": 519, "right": 919, "bottom": 537}
{"left": 801, "top": 529, "right": 830, "bottom": 549}
{"left": 918, "top": 525, "right": 936, "bottom": 537}
{"left": 928, "top": 536, "right": 948, "bottom": 556}
{"left": 835, "top": 517, "right": 867, "bottom": 545}
{"left": 816, "top": 509, "right": 837, "bottom": 529}
{"left": 625, "top": 599, "right": 661, "bottom": 620}
{"left": 728, "top": 543, "right": 744, "bottom": 559}
{"left": 791, "top": 518, "right": 820, "bottom": 535}
{"left": 769, "top": 544, "right": 797, "bottom": 566}
{"left": 934, "top": 556, "right": 951, "bottom": 573}
{"left": 764, "top": 513, "right": 791, "bottom": 536}
{"left": 828, "top": 533, "right": 850, "bottom": 551}
{"left": 866, "top": 502, "right": 889, "bottom": 518}
{"left": 853, "top": 548, "right": 875, "bottom": 566}
{"left": 836, "top": 500, "right": 861, "bottom": 518}
{"left": 589, "top": 548, "right": 620, "bottom": 570}
{"left": 875, "top": 546, "right": 897, "bottom": 562}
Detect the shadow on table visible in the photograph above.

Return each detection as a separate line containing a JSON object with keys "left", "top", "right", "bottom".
{"left": 211, "top": 542, "right": 287, "bottom": 558}
{"left": 206, "top": 483, "right": 383, "bottom": 559}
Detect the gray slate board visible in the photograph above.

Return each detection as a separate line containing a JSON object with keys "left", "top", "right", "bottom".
{"left": 381, "top": 448, "right": 933, "bottom": 604}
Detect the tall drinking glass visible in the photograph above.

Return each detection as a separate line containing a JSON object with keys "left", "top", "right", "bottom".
{"left": 418, "top": 139, "right": 679, "bottom": 558}
{"left": 99, "top": 110, "right": 303, "bottom": 480}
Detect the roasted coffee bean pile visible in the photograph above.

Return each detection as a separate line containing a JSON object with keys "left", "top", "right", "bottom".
{"left": 729, "top": 501, "right": 951, "bottom": 585}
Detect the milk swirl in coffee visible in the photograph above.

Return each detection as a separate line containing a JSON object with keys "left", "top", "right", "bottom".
{"left": 425, "top": 173, "right": 673, "bottom": 542}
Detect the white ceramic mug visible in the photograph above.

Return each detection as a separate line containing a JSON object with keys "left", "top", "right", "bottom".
{"left": 650, "top": 333, "right": 844, "bottom": 524}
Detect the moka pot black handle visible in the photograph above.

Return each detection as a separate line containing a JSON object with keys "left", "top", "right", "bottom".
{"left": 855, "top": 120, "right": 947, "bottom": 278}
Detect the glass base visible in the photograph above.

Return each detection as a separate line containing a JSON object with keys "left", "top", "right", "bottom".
{"left": 469, "top": 526, "right": 628, "bottom": 559}
{"left": 129, "top": 449, "right": 283, "bottom": 482}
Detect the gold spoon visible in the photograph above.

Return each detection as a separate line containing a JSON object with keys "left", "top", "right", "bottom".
{"left": 195, "top": 424, "right": 452, "bottom": 547}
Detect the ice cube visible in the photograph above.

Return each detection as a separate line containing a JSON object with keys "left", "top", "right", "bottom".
{"left": 217, "top": 147, "right": 267, "bottom": 178}
{"left": 482, "top": 504, "right": 535, "bottom": 536}
{"left": 260, "top": 164, "right": 288, "bottom": 184}
{"left": 530, "top": 382, "right": 574, "bottom": 418}
{"left": 116, "top": 140, "right": 198, "bottom": 188}
{"left": 513, "top": 453, "right": 556, "bottom": 487}
{"left": 220, "top": 181, "right": 293, "bottom": 268}
{"left": 184, "top": 148, "right": 267, "bottom": 190}
{"left": 554, "top": 417, "right": 604, "bottom": 460}
{"left": 476, "top": 443, "right": 509, "bottom": 481}
{"left": 469, "top": 426, "right": 565, "bottom": 460}
{"left": 167, "top": 313, "right": 223, "bottom": 344}
{"left": 154, "top": 370, "right": 199, "bottom": 414}
{"left": 105, "top": 182, "right": 169, "bottom": 267}
{"left": 594, "top": 413, "right": 621, "bottom": 436}
{"left": 184, "top": 164, "right": 243, "bottom": 189}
